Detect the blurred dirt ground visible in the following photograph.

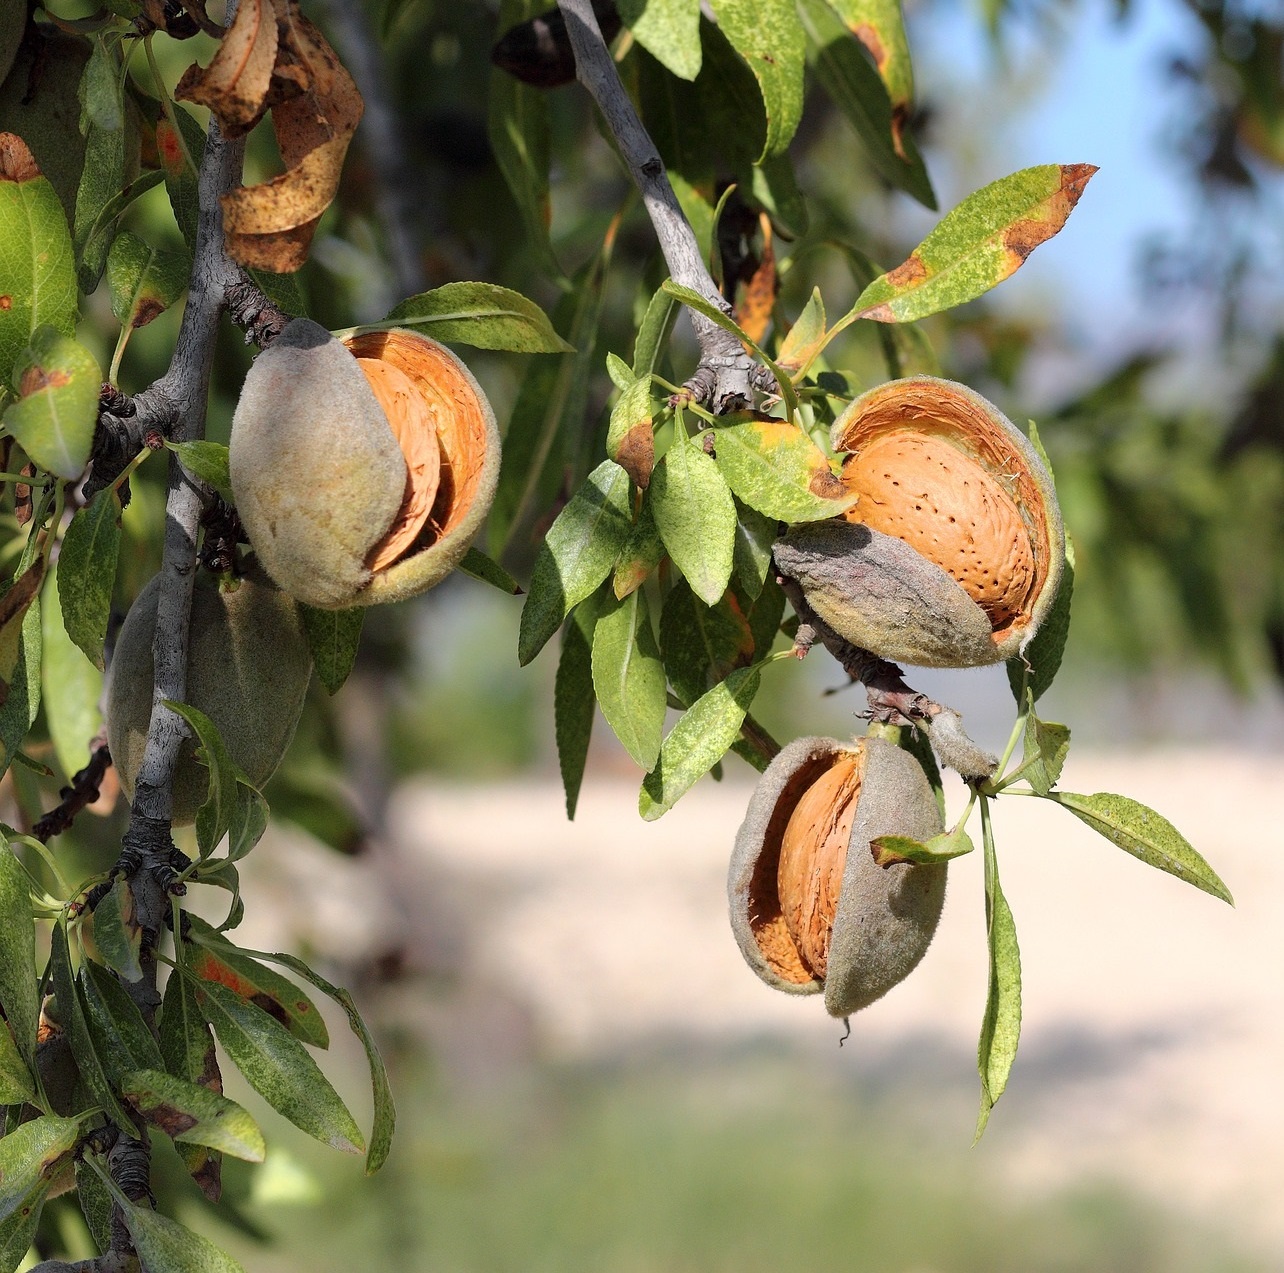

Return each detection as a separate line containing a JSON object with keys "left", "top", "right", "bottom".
{"left": 235, "top": 746, "right": 1284, "bottom": 1257}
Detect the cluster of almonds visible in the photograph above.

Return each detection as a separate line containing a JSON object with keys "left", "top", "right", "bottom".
{"left": 108, "top": 318, "right": 500, "bottom": 822}
{"left": 730, "top": 376, "right": 1064, "bottom": 1017}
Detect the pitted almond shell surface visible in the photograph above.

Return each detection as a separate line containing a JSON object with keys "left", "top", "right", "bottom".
{"left": 728, "top": 735, "right": 946, "bottom": 1016}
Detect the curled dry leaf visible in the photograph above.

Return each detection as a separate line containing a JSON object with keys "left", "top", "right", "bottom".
{"left": 176, "top": 0, "right": 363, "bottom": 273}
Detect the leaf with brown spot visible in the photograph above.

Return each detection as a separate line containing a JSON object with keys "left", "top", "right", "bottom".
{"left": 776, "top": 286, "right": 826, "bottom": 376}
{"left": 826, "top": 0, "right": 916, "bottom": 157}
{"left": 220, "top": 6, "right": 363, "bottom": 272}
{"left": 105, "top": 231, "right": 190, "bottom": 331}
{"left": 175, "top": 0, "right": 279, "bottom": 135}
{"left": 848, "top": 164, "right": 1098, "bottom": 325}
{"left": 606, "top": 375, "right": 657, "bottom": 490}
{"left": 733, "top": 215, "right": 777, "bottom": 344}
{"left": 121, "top": 1067, "right": 266, "bottom": 1162}
{"left": 4, "top": 327, "right": 100, "bottom": 479}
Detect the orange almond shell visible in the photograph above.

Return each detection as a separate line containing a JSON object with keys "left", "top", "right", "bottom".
{"left": 831, "top": 376, "right": 1064, "bottom": 658}
{"left": 728, "top": 735, "right": 946, "bottom": 1017}
{"left": 342, "top": 329, "right": 500, "bottom": 606}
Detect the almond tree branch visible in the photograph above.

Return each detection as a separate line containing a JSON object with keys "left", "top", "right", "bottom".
{"left": 556, "top": 0, "right": 772, "bottom": 410}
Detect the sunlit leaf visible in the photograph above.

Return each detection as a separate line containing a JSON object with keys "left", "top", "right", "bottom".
{"left": 457, "top": 547, "right": 521, "bottom": 595}
{"left": 649, "top": 438, "right": 737, "bottom": 607}
{"left": 824, "top": 0, "right": 914, "bottom": 156}
{"left": 710, "top": 419, "right": 854, "bottom": 523}
{"left": 41, "top": 560, "right": 103, "bottom": 780}
{"left": 612, "top": 497, "right": 665, "bottom": 599}
{"left": 606, "top": 374, "right": 656, "bottom": 490}
{"left": 384, "top": 282, "right": 571, "bottom": 353}
{"left": 121, "top": 1068, "right": 266, "bottom": 1162}
{"left": 975, "top": 815, "right": 1021, "bottom": 1141}
{"left": 620, "top": 0, "right": 702, "bottom": 80}
{"left": 106, "top": 230, "right": 189, "bottom": 330}
{"left": 871, "top": 824, "right": 975, "bottom": 867}
{"left": 659, "top": 580, "right": 754, "bottom": 708}
{"left": 116, "top": 1195, "right": 247, "bottom": 1273}
{"left": 850, "top": 165, "right": 1098, "bottom": 324}
{"left": 776, "top": 287, "right": 827, "bottom": 375}
{"left": 0, "top": 1114, "right": 82, "bottom": 1223}
{"left": 592, "top": 588, "right": 666, "bottom": 771}
{"left": 4, "top": 325, "right": 99, "bottom": 478}
{"left": 298, "top": 603, "right": 363, "bottom": 695}
{"left": 1016, "top": 702, "right": 1069, "bottom": 796}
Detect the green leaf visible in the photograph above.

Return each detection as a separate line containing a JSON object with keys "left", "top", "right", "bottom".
{"left": 88, "top": 879, "right": 142, "bottom": 983}
{"left": 631, "top": 286, "right": 679, "bottom": 381}
{"left": 72, "top": 45, "right": 128, "bottom": 294}
{"left": 0, "top": 137, "right": 77, "bottom": 384}
{"left": 384, "top": 282, "right": 571, "bottom": 353}
{"left": 620, "top": 0, "right": 702, "bottom": 79}
{"left": 80, "top": 39, "right": 123, "bottom": 135}
{"left": 298, "top": 603, "right": 364, "bottom": 696}
{"left": 606, "top": 374, "right": 656, "bottom": 490}
{"left": 164, "top": 701, "right": 238, "bottom": 860}
{"left": 486, "top": 56, "right": 561, "bottom": 282}
{"left": 75, "top": 1157, "right": 113, "bottom": 1255}
{"left": 457, "top": 547, "right": 521, "bottom": 595}
{"left": 554, "top": 600, "right": 596, "bottom": 821}
{"left": 871, "top": 825, "right": 975, "bottom": 867}
{"left": 167, "top": 440, "right": 232, "bottom": 502}
{"left": 227, "top": 781, "right": 269, "bottom": 862}
{"left": 649, "top": 438, "right": 737, "bottom": 607}
{"left": 706, "top": 0, "right": 805, "bottom": 159}
{"left": 1007, "top": 526, "right": 1074, "bottom": 704}
{"left": 1016, "top": 704, "right": 1069, "bottom": 796}
{"left": 639, "top": 666, "right": 760, "bottom": 819}
{"left": 0, "top": 1016, "right": 34, "bottom": 1105}
{"left": 157, "top": 109, "right": 204, "bottom": 252}
{"left": 79, "top": 957, "right": 164, "bottom": 1079}
{"left": 611, "top": 496, "right": 665, "bottom": 599}
{"left": 591, "top": 588, "right": 666, "bottom": 771}
{"left": 116, "top": 1196, "right": 247, "bottom": 1273}
{"left": 41, "top": 560, "right": 103, "bottom": 780}
{"left": 159, "top": 965, "right": 220, "bottom": 1092}
{"left": 0, "top": 577, "right": 42, "bottom": 781}
{"left": 1047, "top": 792, "right": 1233, "bottom": 904}
{"left": 776, "top": 287, "right": 827, "bottom": 375}
{"left": 731, "top": 498, "right": 776, "bottom": 601}
{"left": 4, "top": 326, "right": 99, "bottom": 478}
{"left": 824, "top": 0, "right": 915, "bottom": 149}
{"left": 121, "top": 1068, "right": 265, "bottom": 1162}
{"left": 186, "top": 915, "right": 329, "bottom": 1049}
{"left": 239, "top": 949, "right": 395, "bottom": 1175}
{"left": 197, "top": 979, "right": 363, "bottom": 1154}
{"left": 795, "top": 0, "right": 935, "bottom": 209}
{"left": 49, "top": 921, "right": 135, "bottom": 1128}
{"left": 0, "top": 835, "right": 39, "bottom": 1065}
{"left": 106, "top": 230, "right": 189, "bottom": 330}
{"left": 659, "top": 580, "right": 754, "bottom": 708}
{"left": 57, "top": 488, "right": 121, "bottom": 670}
{"left": 518, "top": 460, "right": 634, "bottom": 665}
{"left": 975, "top": 811, "right": 1021, "bottom": 1141}
{"left": 742, "top": 574, "right": 785, "bottom": 663}
{"left": 850, "top": 165, "right": 1098, "bottom": 324}
{"left": 0, "top": 1114, "right": 82, "bottom": 1222}
{"left": 711, "top": 419, "right": 855, "bottom": 523}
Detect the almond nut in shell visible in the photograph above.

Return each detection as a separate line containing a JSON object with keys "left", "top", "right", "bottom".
{"left": 773, "top": 376, "right": 1064, "bottom": 668}
{"left": 106, "top": 566, "right": 310, "bottom": 826}
{"left": 229, "top": 318, "right": 500, "bottom": 609}
{"left": 728, "top": 734, "right": 946, "bottom": 1017}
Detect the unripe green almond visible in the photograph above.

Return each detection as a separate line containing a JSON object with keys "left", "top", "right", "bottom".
{"left": 728, "top": 735, "right": 946, "bottom": 1017}
{"left": 229, "top": 318, "right": 501, "bottom": 609}
{"left": 106, "top": 567, "right": 311, "bottom": 826}
{"left": 776, "top": 376, "right": 1064, "bottom": 669}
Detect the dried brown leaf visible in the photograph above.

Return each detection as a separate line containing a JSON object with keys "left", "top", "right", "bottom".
{"left": 175, "top": 0, "right": 279, "bottom": 136}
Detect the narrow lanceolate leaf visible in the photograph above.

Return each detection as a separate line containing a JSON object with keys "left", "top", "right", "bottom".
{"left": 649, "top": 440, "right": 737, "bottom": 607}
{"left": 106, "top": 231, "right": 190, "bottom": 330}
{"left": 0, "top": 1114, "right": 83, "bottom": 1223}
{"left": 606, "top": 375, "right": 656, "bottom": 490}
{"left": 631, "top": 285, "right": 679, "bottom": 381}
{"left": 0, "top": 1017, "right": 34, "bottom": 1105}
{"left": 0, "top": 835, "right": 39, "bottom": 1064}
{"left": 298, "top": 603, "right": 364, "bottom": 695}
{"left": 72, "top": 38, "right": 128, "bottom": 292}
{"left": 732, "top": 499, "right": 776, "bottom": 601}
{"left": 228, "top": 781, "right": 269, "bottom": 863}
{"left": 4, "top": 326, "right": 100, "bottom": 478}
{"left": 121, "top": 1068, "right": 266, "bottom": 1162}
{"left": 1008, "top": 526, "right": 1074, "bottom": 704}
{"left": 49, "top": 922, "right": 135, "bottom": 1128}
{"left": 117, "top": 1198, "right": 247, "bottom": 1273}
{"left": 706, "top": 0, "right": 805, "bottom": 159}
{"left": 165, "top": 702, "right": 238, "bottom": 860}
{"left": 555, "top": 601, "right": 596, "bottom": 821}
{"left": 0, "top": 591, "right": 41, "bottom": 786}
{"left": 42, "top": 562, "right": 103, "bottom": 780}
{"left": 159, "top": 966, "right": 220, "bottom": 1092}
{"left": 187, "top": 915, "right": 329, "bottom": 1048}
{"left": 711, "top": 420, "right": 855, "bottom": 523}
{"left": 57, "top": 488, "right": 121, "bottom": 670}
{"left": 851, "top": 165, "right": 1098, "bottom": 324}
{"left": 639, "top": 667, "right": 760, "bottom": 820}
{"left": 776, "top": 288, "right": 827, "bottom": 375}
{"left": 612, "top": 498, "right": 666, "bottom": 599}
{"left": 795, "top": 0, "right": 935, "bottom": 209}
{"left": 384, "top": 282, "right": 571, "bottom": 353}
{"left": 518, "top": 460, "right": 634, "bottom": 665}
{"left": 619, "top": 0, "right": 702, "bottom": 79}
{"left": 975, "top": 821, "right": 1021, "bottom": 1141}
{"left": 168, "top": 440, "right": 233, "bottom": 502}
{"left": 243, "top": 949, "right": 396, "bottom": 1175}
{"left": 75, "top": 1157, "right": 114, "bottom": 1255}
{"left": 825, "top": 0, "right": 915, "bottom": 156}
{"left": 197, "top": 979, "right": 363, "bottom": 1154}
{"left": 88, "top": 879, "right": 143, "bottom": 983}
{"left": 1017, "top": 705, "right": 1069, "bottom": 797}
{"left": 0, "top": 133, "right": 77, "bottom": 384}
{"left": 457, "top": 547, "right": 521, "bottom": 595}
{"left": 1047, "top": 792, "right": 1233, "bottom": 904}
{"left": 871, "top": 825, "right": 975, "bottom": 867}
{"left": 79, "top": 959, "right": 164, "bottom": 1081}
{"left": 157, "top": 110, "right": 204, "bottom": 252}
{"left": 591, "top": 589, "right": 666, "bottom": 772}
{"left": 659, "top": 581, "right": 754, "bottom": 708}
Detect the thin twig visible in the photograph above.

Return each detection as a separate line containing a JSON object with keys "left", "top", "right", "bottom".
{"left": 33, "top": 741, "right": 112, "bottom": 844}
{"left": 556, "top": 0, "right": 771, "bottom": 411}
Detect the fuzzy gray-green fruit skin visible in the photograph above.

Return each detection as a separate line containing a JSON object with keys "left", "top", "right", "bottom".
{"left": 106, "top": 568, "right": 311, "bottom": 826}
{"left": 774, "top": 521, "right": 998, "bottom": 668}
{"left": 728, "top": 735, "right": 946, "bottom": 1017}
{"left": 229, "top": 318, "right": 406, "bottom": 610}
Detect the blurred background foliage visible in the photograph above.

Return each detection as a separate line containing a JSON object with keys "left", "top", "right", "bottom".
{"left": 4, "top": 0, "right": 1283, "bottom": 1266}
